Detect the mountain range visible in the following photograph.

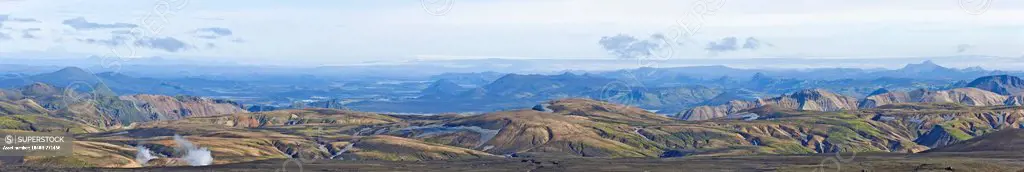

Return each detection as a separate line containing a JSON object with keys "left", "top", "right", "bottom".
{"left": 0, "top": 73, "right": 1022, "bottom": 171}
{"left": 3, "top": 61, "right": 1021, "bottom": 115}
{"left": 678, "top": 75, "right": 1024, "bottom": 121}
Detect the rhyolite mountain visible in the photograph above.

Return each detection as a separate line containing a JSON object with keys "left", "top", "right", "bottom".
{"left": 680, "top": 75, "right": 1024, "bottom": 121}
{"left": 858, "top": 87, "right": 1010, "bottom": 108}
{"left": 0, "top": 82, "right": 246, "bottom": 128}
{"left": 677, "top": 89, "right": 859, "bottom": 121}
{"left": 5, "top": 95, "right": 1024, "bottom": 168}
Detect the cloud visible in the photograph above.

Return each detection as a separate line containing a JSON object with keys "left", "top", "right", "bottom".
{"left": 111, "top": 30, "right": 138, "bottom": 36}
{"left": 78, "top": 32, "right": 196, "bottom": 52}
{"left": 62, "top": 17, "right": 138, "bottom": 30}
{"left": 77, "top": 34, "right": 131, "bottom": 46}
{"left": 956, "top": 44, "right": 973, "bottom": 53}
{"left": 0, "top": 14, "right": 39, "bottom": 28}
{"left": 134, "top": 37, "right": 193, "bottom": 52}
{"left": 20, "top": 28, "right": 40, "bottom": 39}
{"left": 705, "top": 37, "right": 772, "bottom": 53}
{"left": 197, "top": 27, "right": 232, "bottom": 36}
{"left": 192, "top": 27, "right": 233, "bottom": 39}
{"left": 742, "top": 37, "right": 771, "bottom": 49}
{"left": 705, "top": 37, "right": 739, "bottom": 52}
{"left": 598, "top": 34, "right": 671, "bottom": 59}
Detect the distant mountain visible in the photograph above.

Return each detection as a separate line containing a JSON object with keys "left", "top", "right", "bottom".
{"left": 868, "top": 60, "right": 1007, "bottom": 80}
{"left": 0, "top": 82, "right": 248, "bottom": 127}
{"left": 0, "top": 67, "right": 100, "bottom": 88}
{"left": 482, "top": 72, "right": 614, "bottom": 99}
{"left": 420, "top": 79, "right": 465, "bottom": 98}
{"left": 898, "top": 60, "right": 949, "bottom": 73}
{"left": 429, "top": 72, "right": 506, "bottom": 87}
{"left": 600, "top": 60, "right": 1014, "bottom": 86}
{"left": 966, "top": 75, "right": 1024, "bottom": 96}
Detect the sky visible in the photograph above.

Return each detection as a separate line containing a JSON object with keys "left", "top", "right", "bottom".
{"left": 0, "top": 0, "right": 1022, "bottom": 66}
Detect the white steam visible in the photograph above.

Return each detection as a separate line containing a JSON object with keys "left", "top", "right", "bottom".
{"left": 135, "top": 145, "right": 156, "bottom": 166}
{"left": 133, "top": 135, "right": 214, "bottom": 167}
{"left": 174, "top": 134, "right": 213, "bottom": 166}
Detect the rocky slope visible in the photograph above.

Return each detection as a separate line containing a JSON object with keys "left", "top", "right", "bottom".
{"left": 858, "top": 88, "right": 1009, "bottom": 108}
{"left": 924, "top": 128, "right": 1024, "bottom": 153}
{"left": 676, "top": 89, "right": 857, "bottom": 121}
{"left": 119, "top": 94, "right": 247, "bottom": 120}
{"left": 1007, "top": 96, "right": 1024, "bottom": 106}
{"left": 679, "top": 75, "right": 1024, "bottom": 121}
{"left": 0, "top": 83, "right": 247, "bottom": 129}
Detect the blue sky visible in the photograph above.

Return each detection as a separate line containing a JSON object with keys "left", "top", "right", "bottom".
{"left": 0, "top": 0, "right": 1022, "bottom": 65}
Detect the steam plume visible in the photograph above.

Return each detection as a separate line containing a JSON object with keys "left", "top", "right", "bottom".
{"left": 174, "top": 134, "right": 213, "bottom": 166}
{"left": 135, "top": 145, "right": 156, "bottom": 166}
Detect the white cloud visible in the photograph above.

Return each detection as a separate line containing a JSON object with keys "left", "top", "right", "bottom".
{"left": 0, "top": 0, "right": 1022, "bottom": 64}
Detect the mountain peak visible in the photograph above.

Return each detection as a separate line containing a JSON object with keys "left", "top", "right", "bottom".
{"left": 54, "top": 66, "right": 89, "bottom": 74}
{"left": 900, "top": 60, "right": 947, "bottom": 72}
{"left": 966, "top": 75, "right": 1024, "bottom": 96}
{"left": 21, "top": 82, "right": 57, "bottom": 96}
{"left": 921, "top": 60, "right": 937, "bottom": 65}
{"left": 44, "top": 66, "right": 97, "bottom": 80}
{"left": 749, "top": 72, "right": 773, "bottom": 83}
{"left": 867, "top": 88, "right": 891, "bottom": 97}
{"left": 421, "top": 79, "right": 465, "bottom": 96}
{"left": 751, "top": 72, "right": 768, "bottom": 79}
